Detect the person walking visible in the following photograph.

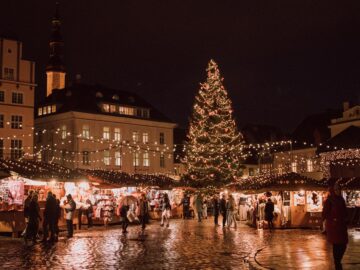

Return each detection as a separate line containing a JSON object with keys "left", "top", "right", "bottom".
{"left": 212, "top": 195, "right": 220, "bottom": 226}
{"left": 85, "top": 199, "right": 93, "bottom": 228}
{"left": 120, "top": 203, "right": 129, "bottom": 234}
{"left": 265, "top": 198, "right": 274, "bottom": 230}
{"left": 25, "top": 194, "right": 41, "bottom": 244}
{"left": 42, "top": 191, "right": 57, "bottom": 242}
{"left": 178, "top": 194, "right": 190, "bottom": 219}
{"left": 227, "top": 194, "right": 237, "bottom": 229}
{"left": 139, "top": 193, "right": 149, "bottom": 233}
{"left": 160, "top": 193, "right": 171, "bottom": 227}
{"left": 202, "top": 199, "right": 208, "bottom": 219}
{"left": 53, "top": 194, "right": 61, "bottom": 241}
{"left": 194, "top": 193, "right": 203, "bottom": 222}
{"left": 63, "top": 194, "right": 76, "bottom": 238}
{"left": 22, "top": 190, "right": 33, "bottom": 238}
{"left": 322, "top": 182, "right": 348, "bottom": 270}
{"left": 220, "top": 194, "right": 227, "bottom": 227}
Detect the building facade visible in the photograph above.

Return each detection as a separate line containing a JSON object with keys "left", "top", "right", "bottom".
{"left": 35, "top": 7, "right": 176, "bottom": 174}
{"left": 0, "top": 38, "right": 35, "bottom": 159}
{"left": 35, "top": 84, "right": 176, "bottom": 174}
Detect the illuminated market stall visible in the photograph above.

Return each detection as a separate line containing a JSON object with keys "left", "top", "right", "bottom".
{"left": 228, "top": 173, "right": 328, "bottom": 229}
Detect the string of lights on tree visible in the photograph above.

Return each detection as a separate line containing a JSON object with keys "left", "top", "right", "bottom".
{"left": 183, "top": 60, "right": 245, "bottom": 183}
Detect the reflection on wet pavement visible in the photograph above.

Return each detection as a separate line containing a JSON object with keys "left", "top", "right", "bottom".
{"left": 0, "top": 220, "right": 359, "bottom": 269}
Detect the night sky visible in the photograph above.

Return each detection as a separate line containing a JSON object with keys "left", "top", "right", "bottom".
{"left": 1, "top": 0, "right": 360, "bottom": 131}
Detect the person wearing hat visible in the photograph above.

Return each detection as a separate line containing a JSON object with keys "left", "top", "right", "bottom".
{"left": 62, "top": 194, "right": 76, "bottom": 238}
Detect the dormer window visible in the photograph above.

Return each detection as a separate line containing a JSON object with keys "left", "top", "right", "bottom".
{"left": 96, "top": 92, "right": 103, "bottom": 98}
{"left": 103, "top": 104, "right": 110, "bottom": 112}
{"left": 112, "top": 94, "right": 119, "bottom": 100}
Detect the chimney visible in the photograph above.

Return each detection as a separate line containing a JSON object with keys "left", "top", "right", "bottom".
{"left": 343, "top": 101, "right": 350, "bottom": 112}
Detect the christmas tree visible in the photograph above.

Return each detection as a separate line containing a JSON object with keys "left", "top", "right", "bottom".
{"left": 184, "top": 59, "right": 244, "bottom": 184}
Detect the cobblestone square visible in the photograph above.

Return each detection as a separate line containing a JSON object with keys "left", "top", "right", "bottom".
{"left": 0, "top": 219, "right": 359, "bottom": 270}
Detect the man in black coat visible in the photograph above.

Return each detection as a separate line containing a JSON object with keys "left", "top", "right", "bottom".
{"left": 42, "top": 191, "right": 57, "bottom": 241}
{"left": 220, "top": 194, "right": 227, "bottom": 227}
{"left": 212, "top": 195, "right": 220, "bottom": 226}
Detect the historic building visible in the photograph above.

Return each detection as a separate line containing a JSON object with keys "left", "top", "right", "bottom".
{"left": 35, "top": 5, "right": 176, "bottom": 174}
{"left": 0, "top": 37, "right": 36, "bottom": 159}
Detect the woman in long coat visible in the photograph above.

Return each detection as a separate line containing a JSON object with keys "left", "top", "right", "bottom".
{"left": 322, "top": 183, "right": 348, "bottom": 270}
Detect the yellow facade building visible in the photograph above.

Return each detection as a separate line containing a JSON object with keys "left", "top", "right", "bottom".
{"left": 0, "top": 38, "right": 35, "bottom": 159}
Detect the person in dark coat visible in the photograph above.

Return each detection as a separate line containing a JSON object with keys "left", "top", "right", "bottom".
{"left": 139, "top": 193, "right": 149, "bottom": 232}
{"left": 53, "top": 195, "right": 61, "bottom": 241}
{"left": 178, "top": 194, "right": 190, "bottom": 219}
{"left": 22, "top": 190, "right": 33, "bottom": 237}
{"left": 219, "top": 194, "right": 227, "bottom": 227}
{"left": 42, "top": 191, "right": 57, "bottom": 241}
{"left": 265, "top": 198, "right": 274, "bottom": 230}
{"left": 322, "top": 183, "right": 348, "bottom": 270}
{"left": 86, "top": 199, "right": 93, "bottom": 228}
{"left": 212, "top": 195, "right": 220, "bottom": 226}
{"left": 62, "top": 194, "right": 76, "bottom": 238}
{"left": 25, "top": 194, "right": 41, "bottom": 244}
{"left": 120, "top": 203, "right": 129, "bottom": 234}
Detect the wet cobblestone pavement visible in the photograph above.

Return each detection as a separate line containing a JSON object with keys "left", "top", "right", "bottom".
{"left": 0, "top": 219, "right": 359, "bottom": 269}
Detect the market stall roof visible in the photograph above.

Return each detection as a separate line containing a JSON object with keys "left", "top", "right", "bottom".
{"left": 0, "top": 159, "right": 86, "bottom": 181}
{"left": 317, "top": 126, "right": 360, "bottom": 153}
{"left": 326, "top": 177, "right": 360, "bottom": 190}
{"left": 227, "top": 173, "right": 328, "bottom": 192}
{"left": 80, "top": 169, "right": 179, "bottom": 189}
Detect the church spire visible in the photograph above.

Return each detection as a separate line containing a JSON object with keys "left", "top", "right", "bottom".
{"left": 46, "top": 1, "right": 66, "bottom": 96}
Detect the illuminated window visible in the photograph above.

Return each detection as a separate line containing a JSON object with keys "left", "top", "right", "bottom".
{"left": 82, "top": 125, "right": 90, "bottom": 139}
{"left": 51, "top": 105, "right": 56, "bottom": 113}
{"left": 114, "top": 128, "right": 121, "bottom": 141}
{"left": 110, "top": 104, "right": 116, "bottom": 113}
{"left": 0, "top": 115, "right": 4, "bottom": 128}
{"left": 112, "top": 94, "right": 119, "bottom": 100}
{"left": 119, "top": 106, "right": 134, "bottom": 116}
{"left": 103, "top": 127, "right": 110, "bottom": 140}
{"left": 61, "top": 125, "right": 67, "bottom": 139}
{"left": 160, "top": 132, "right": 165, "bottom": 145}
{"left": 47, "top": 105, "right": 51, "bottom": 114}
{"left": 306, "top": 159, "right": 313, "bottom": 172}
{"left": 12, "top": 92, "right": 23, "bottom": 104}
{"left": 10, "top": 139, "right": 22, "bottom": 159}
{"left": 0, "top": 91, "right": 4, "bottom": 102}
{"left": 38, "top": 107, "right": 43, "bottom": 116}
{"left": 291, "top": 162, "right": 297, "bottom": 173}
{"left": 142, "top": 132, "right": 149, "bottom": 144}
{"left": 115, "top": 151, "right": 121, "bottom": 166}
{"left": 103, "top": 104, "right": 110, "bottom": 112}
{"left": 103, "top": 151, "right": 110, "bottom": 165}
{"left": 11, "top": 115, "right": 22, "bottom": 129}
{"left": 143, "top": 152, "right": 150, "bottom": 167}
{"left": 4, "top": 67, "right": 14, "bottom": 80}
{"left": 133, "top": 152, "right": 140, "bottom": 166}
{"left": 160, "top": 153, "right": 165, "bottom": 168}
{"left": 132, "top": 131, "right": 139, "bottom": 142}
{"left": 82, "top": 151, "right": 90, "bottom": 165}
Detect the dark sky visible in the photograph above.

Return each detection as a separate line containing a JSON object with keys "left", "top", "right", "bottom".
{"left": 1, "top": 0, "right": 360, "bottom": 131}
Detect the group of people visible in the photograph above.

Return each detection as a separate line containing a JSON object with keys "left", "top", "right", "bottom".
{"left": 23, "top": 190, "right": 62, "bottom": 244}
{"left": 23, "top": 191, "right": 83, "bottom": 244}
{"left": 211, "top": 194, "right": 238, "bottom": 228}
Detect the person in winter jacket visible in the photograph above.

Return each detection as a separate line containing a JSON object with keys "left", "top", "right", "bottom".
{"left": 139, "top": 193, "right": 149, "bottom": 232}
{"left": 212, "top": 195, "right": 220, "bottom": 226}
{"left": 226, "top": 195, "right": 237, "bottom": 228}
{"left": 322, "top": 183, "right": 348, "bottom": 270}
{"left": 161, "top": 193, "right": 171, "bottom": 227}
{"left": 194, "top": 193, "right": 203, "bottom": 222}
{"left": 42, "top": 191, "right": 57, "bottom": 241}
{"left": 219, "top": 194, "right": 227, "bottom": 227}
{"left": 120, "top": 203, "right": 129, "bottom": 233}
{"left": 62, "top": 194, "right": 76, "bottom": 238}
{"left": 25, "top": 194, "right": 41, "bottom": 244}
{"left": 264, "top": 198, "right": 274, "bottom": 230}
